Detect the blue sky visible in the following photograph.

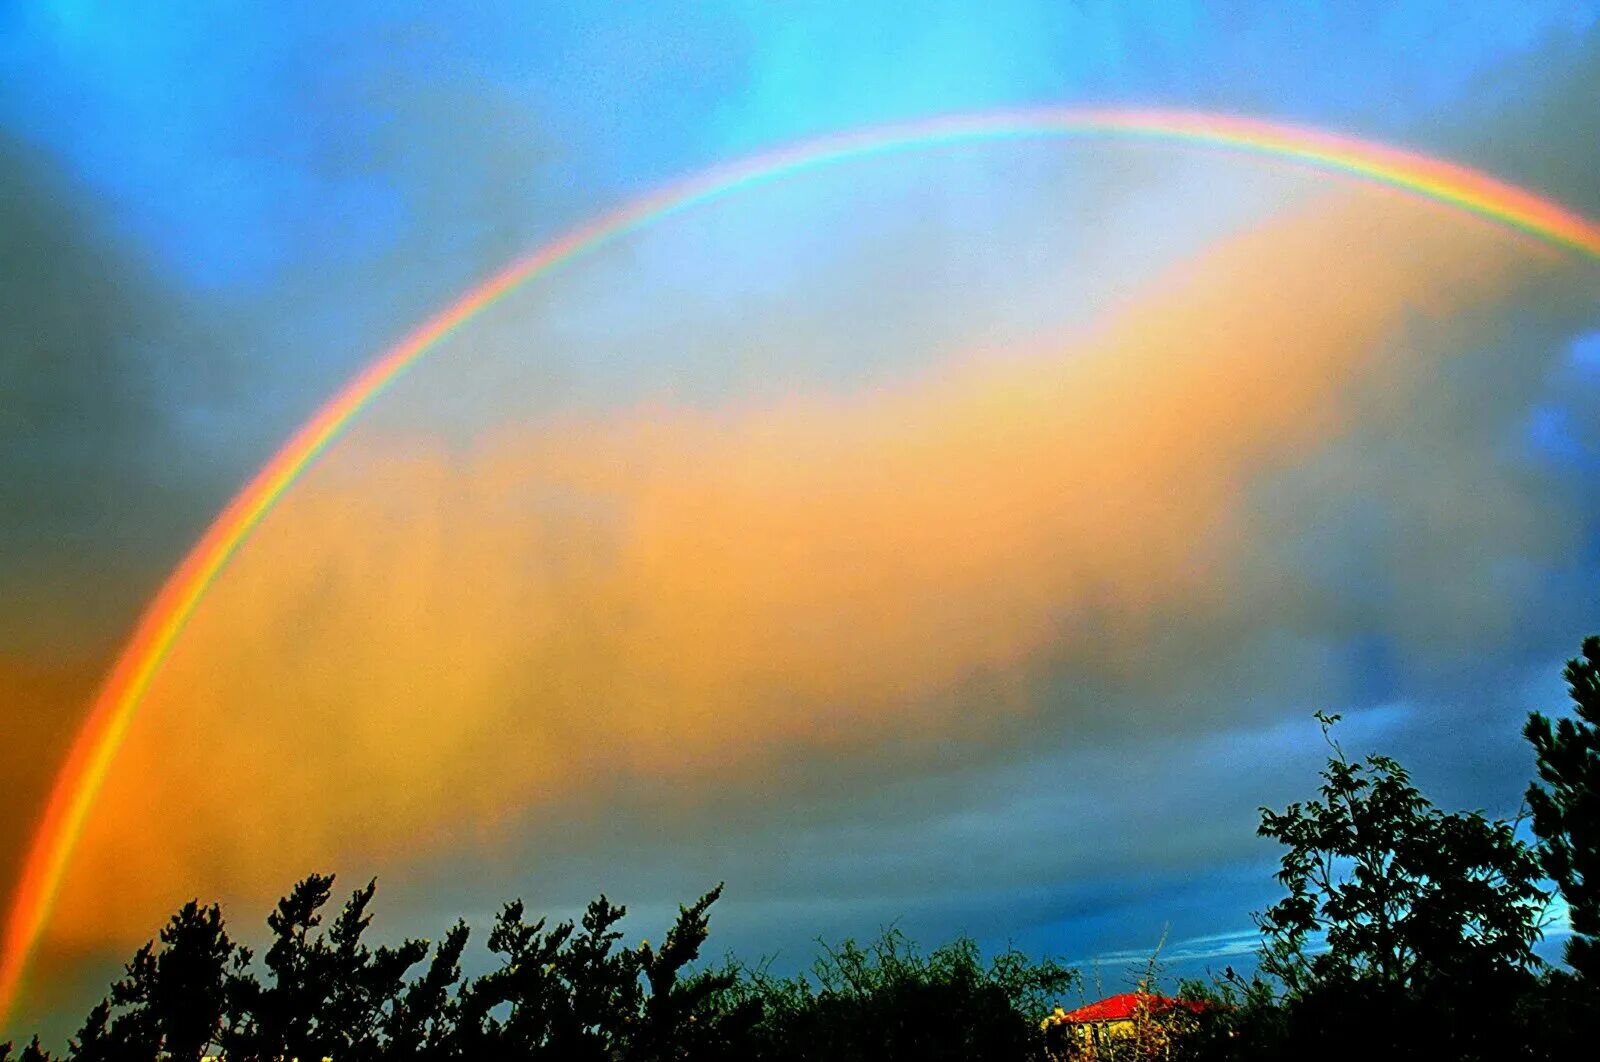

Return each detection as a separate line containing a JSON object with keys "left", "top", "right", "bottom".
{"left": 5, "top": 1, "right": 1596, "bottom": 284}
{"left": 3, "top": 0, "right": 1600, "bottom": 1042}
{"left": 3, "top": 0, "right": 1595, "bottom": 586}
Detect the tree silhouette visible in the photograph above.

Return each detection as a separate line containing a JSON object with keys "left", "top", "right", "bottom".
{"left": 0, "top": 1036, "right": 53, "bottom": 1062}
{"left": 7, "top": 874, "right": 1082, "bottom": 1061}
{"left": 631, "top": 886, "right": 758, "bottom": 1062}
{"left": 1252, "top": 711, "right": 1550, "bottom": 1060}
{"left": 48, "top": 899, "right": 242, "bottom": 1062}
{"left": 1525, "top": 635, "right": 1600, "bottom": 981}
{"left": 452, "top": 884, "right": 747, "bottom": 1060}
{"left": 222, "top": 874, "right": 432, "bottom": 1062}
{"left": 1257, "top": 712, "right": 1547, "bottom": 994}
{"left": 379, "top": 919, "right": 469, "bottom": 1060}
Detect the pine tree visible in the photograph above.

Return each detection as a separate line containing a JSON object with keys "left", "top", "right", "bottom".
{"left": 1525, "top": 635, "right": 1600, "bottom": 981}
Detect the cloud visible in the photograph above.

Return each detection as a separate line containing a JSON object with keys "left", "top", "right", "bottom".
{"left": 35, "top": 179, "right": 1580, "bottom": 970}
{"left": 0, "top": 22, "right": 571, "bottom": 980}
{"left": 0, "top": 137, "right": 222, "bottom": 648}
{"left": 0, "top": 135, "right": 243, "bottom": 918}
{"left": 1446, "top": 19, "right": 1600, "bottom": 218}
{"left": 1084, "top": 927, "right": 1265, "bottom": 972}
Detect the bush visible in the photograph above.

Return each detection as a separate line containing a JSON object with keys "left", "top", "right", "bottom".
{"left": 716, "top": 928, "right": 1076, "bottom": 1062}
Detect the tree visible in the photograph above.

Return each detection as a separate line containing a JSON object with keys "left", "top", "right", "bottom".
{"left": 379, "top": 919, "right": 469, "bottom": 1060}
{"left": 1252, "top": 712, "right": 1549, "bottom": 1059}
{"left": 1257, "top": 712, "right": 1548, "bottom": 994}
{"left": 54, "top": 899, "right": 242, "bottom": 1061}
{"left": 222, "top": 874, "right": 430, "bottom": 1062}
{"left": 632, "top": 885, "right": 759, "bottom": 1062}
{"left": 1525, "top": 634, "right": 1600, "bottom": 981}
{"left": 454, "top": 891, "right": 637, "bottom": 1059}
{"left": 451, "top": 883, "right": 748, "bottom": 1061}
{"left": 0, "top": 1037, "right": 54, "bottom": 1062}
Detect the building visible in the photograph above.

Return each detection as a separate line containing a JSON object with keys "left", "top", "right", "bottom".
{"left": 1042, "top": 989, "right": 1212, "bottom": 1059}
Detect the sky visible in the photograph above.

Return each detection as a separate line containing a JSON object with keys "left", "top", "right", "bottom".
{"left": 3, "top": 0, "right": 1600, "bottom": 1044}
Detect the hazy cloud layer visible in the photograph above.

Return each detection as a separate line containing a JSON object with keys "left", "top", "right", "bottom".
{"left": 46, "top": 185, "right": 1580, "bottom": 963}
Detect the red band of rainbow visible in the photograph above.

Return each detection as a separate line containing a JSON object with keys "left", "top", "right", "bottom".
{"left": 5, "top": 107, "right": 1598, "bottom": 1025}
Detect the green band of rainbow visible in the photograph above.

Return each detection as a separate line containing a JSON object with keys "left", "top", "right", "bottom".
{"left": 5, "top": 107, "right": 1598, "bottom": 1024}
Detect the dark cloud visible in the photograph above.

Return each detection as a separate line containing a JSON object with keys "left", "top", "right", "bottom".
{"left": 0, "top": 134, "right": 239, "bottom": 902}
{"left": 0, "top": 136, "right": 230, "bottom": 650}
{"left": 1445, "top": 20, "right": 1600, "bottom": 217}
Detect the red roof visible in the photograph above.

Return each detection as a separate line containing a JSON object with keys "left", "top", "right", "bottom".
{"left": 1057, "top": 992, "right": 1210, "bottom": 1024}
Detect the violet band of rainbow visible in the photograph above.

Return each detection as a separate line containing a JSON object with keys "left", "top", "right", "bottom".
{"left": 4, "top": 106, "right": 1598, "bottom": 1025}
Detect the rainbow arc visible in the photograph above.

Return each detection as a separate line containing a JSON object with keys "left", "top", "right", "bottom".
{"left": 4, "top": 107, "right": 1597, "bottom": 1025}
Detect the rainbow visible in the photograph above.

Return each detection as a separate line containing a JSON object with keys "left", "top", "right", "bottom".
{"left": 4, "top": 107, "right": 1598, "bottom": 1024}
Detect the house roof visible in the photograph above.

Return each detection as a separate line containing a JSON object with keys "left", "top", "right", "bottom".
{"left": 1056, "top": 992, "right": 1209, "bottom": 1024}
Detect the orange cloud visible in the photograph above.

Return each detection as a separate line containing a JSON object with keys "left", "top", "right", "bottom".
{"left": 42, "top": 189, "right": 1561, "bottom": 960}
{"left": 0, "top": 654, "right": 105, "bottom": 898}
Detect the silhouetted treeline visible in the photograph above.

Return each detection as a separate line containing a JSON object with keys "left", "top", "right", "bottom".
{"left": 5, "top": 636, "right": 1600, "bottom": 1061}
